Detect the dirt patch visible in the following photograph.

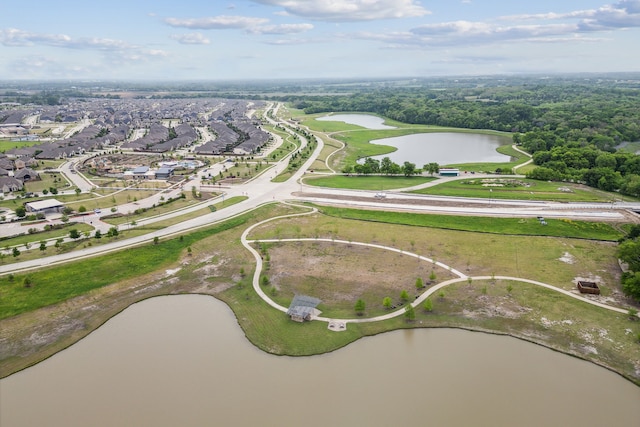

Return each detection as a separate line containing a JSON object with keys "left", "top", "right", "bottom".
{"left": 266, "top": 240, "right": 455, "bottom": 312}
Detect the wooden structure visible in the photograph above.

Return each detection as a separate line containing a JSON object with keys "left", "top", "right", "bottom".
{"left": 577, "top": 281, "right": 600, "bottom": 295}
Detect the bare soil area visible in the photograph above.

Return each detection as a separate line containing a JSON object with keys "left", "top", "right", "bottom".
{"left": 266, "top": 241, "right": 456, "bottom": 316}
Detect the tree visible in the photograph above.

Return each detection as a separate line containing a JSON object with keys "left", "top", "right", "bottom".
{"left": 39, "top": 241, "right": 47, "bottom": 251}
{"left": 415, "top": 277, "right": 424, "bottom": 290}
{"left": 429, "top": 270, "right": 436, "bottom": 283}
{"left": 404, "top": 304, "right": 416, "bottom": 321}
{"left": 618, "top": 240, "right": 640, "bottom": 272}
{"left": 621, "top": 271, "right": 640, "bottom": 302}
{"left": 94, "top": 230, "right": 102, "bottom": 239}
{"left": 354, "top": 299, "right": 366, "bottom": 316}
{"left": 402, "top": 161, "right": 417, "bottom": 177}
{"left": 153, "top": 236, "right": 159, "bottom": 245}
{"left": 107, "top": 227, "right": 119, "bottom": 238}
{"left": 400, "top": 289, "right": 410, "bottom": 301}
{"left": 423, "top": 298, "right": 433, "bottom": 312}
{"left": 261, "top": 275, "right": 270, "bottom": 286}
{"left": 383, "top": 296, "right": 392, "bottom": 309}
{"left": 75, "top": 187, "right": 81, "bottom": 197}
{"left": 78, "top": 206, "right": 87, "bottom": 213}
{"left": 380, "top": 157, "right": 394, "bottom": 175}
{"left": 424, "top": 162, "right": 440, "bottom": 176}
{"left": 12, "top": 247, "right": 20, "bottom": 257}
{"left": 15, "top": 206, "right": 26, "bottom": 218}
{"left": 69, "top": 229, "right": 81, "bottom": 239}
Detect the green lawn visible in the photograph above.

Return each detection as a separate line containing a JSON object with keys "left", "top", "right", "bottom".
{"left": 316, "top": 205, "right": 624, "bottom": 241}
{"left": 0, "top": 209, "right": 256, "bottom": 320}
{"left": 304, "top": 174, "right": 436, "bottom": 190}
{"left": 412, "top": 178, "right": 631, "bottom": 202}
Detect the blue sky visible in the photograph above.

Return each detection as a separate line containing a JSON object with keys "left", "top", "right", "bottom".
{"left": 1, "top": 0, "right": 639, "bottom": 81}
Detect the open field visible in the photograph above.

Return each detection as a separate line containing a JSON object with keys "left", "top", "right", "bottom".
{"left": 411, "top": 177, "right": 635, "bottom": 202}
{"left": 303, "top": 174, "right": 435, "bottom": 190}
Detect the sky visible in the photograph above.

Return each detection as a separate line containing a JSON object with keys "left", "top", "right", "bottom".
{"left": 1, "top": 0, "right": 639, "bottom": 81}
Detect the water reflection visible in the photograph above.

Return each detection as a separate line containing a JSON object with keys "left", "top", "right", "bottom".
{"left": 1, "top": 295, "right": 639, "bottom": 427}
{"left": 317, "top": 113, "right": 395, "bottom": 129}
{"left": 369, "top": 132, "right": 511, "bottom": 165}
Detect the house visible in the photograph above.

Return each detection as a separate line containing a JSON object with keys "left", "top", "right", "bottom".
{"left": 286, "top": 295, "right": 322, "bottom": 322}
{"left": 0, "top": 177, "right": 23, "bottom": 193}
{"left": 14, "top": 157, "right": 38, "bottom": 170}
{"left": 155, "top": 167, "right": 174, "bottom": 180}
{"left": 132, "top": 166, "right": 150, "bottom": 179}
{"left": 14, "top": 168, "right": 40, "bottom": 182}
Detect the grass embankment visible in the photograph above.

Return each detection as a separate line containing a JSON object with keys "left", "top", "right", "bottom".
{"left": 316, "top": 205, "right": 624, "bottom": 241}
{"left": 412, "top": 178, "right": 632, "bottom": 203}
{"left": 303, "top": 174, "right": 435, "bottom": 190}
{"left": 0, "top": 222, "right": 94, "bottom": 249}
{"left": 0, "top": 196, "right": 247, "bottom": 265}
{"left": 306, "top": 132, "right": 344, "bottom": 173}
{"left": 0, "top": 204, "right": 255, "bottom": 320}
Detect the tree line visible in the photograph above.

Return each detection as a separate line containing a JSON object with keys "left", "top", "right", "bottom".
{"left": 341, "top": 156, "right": 439, "bottom": 177}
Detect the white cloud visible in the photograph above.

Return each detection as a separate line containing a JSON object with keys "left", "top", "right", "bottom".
{"left": 0, "top": 28, "right": 167, "bottom": 65}
{"left": 250, "top": 0, "right": 430, "bottom": 21}
{"left": 349, "top": 1, "right": 640, "bottom": 48}
{"left": 249, "top": 23, "right": 314, "bottom": 34}
{"left": 164, "top": 15, "right": 268, "bottom": 29}
{"left": 171, "top": 33, "right": 211, "bottom": 45}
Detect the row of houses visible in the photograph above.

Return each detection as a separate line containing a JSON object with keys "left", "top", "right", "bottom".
{"left": 4, "top": 124, "right": 129, "bottom": 160}
{"left": 122, "top": 166, "right": 174, "bottom": 180}
{"left": 122, "top": 123, "right": 198, "bottom": 153}
{"left": 194, "top": 119, "right": 270, "bottom": 156}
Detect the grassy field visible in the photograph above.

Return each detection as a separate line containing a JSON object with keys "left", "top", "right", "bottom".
{"left": 412, "top": 177, "right": 632, "bottom": 202}
{"left": 0, "top": 204, "right": 259, "bottom": 320}
{"left": 314, "top": 205, "right": 624, "bottom": 241}
{"left": 0, "top": 222, "right": 94, "bottom": 250}
{"left": 303, "top": 174, "right": 435, "bottom": 190}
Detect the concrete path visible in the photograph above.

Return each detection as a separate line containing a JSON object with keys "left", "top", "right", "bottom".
{"left": 239, "top": 203, "right": 639, "bottom": 330}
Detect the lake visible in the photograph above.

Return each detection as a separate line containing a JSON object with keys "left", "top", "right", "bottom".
{"left": 369, "top": 132, "right": 512, "bottom": 166}
{"left": 317, "top": 113, "right": 396, "bottom": 129}
{"left": 316, "top": 114, "right": 511, "bottom": 166}
{"left": 1, "top": 295, "right": 639, "bottom": 427}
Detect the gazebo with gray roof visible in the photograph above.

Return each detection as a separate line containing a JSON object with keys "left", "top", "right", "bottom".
{"left": 287, "top": 295, "right": 322, "bottom": 322}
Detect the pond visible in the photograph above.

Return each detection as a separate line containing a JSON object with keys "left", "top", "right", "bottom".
{"left": 316, "top": 113, "right": 396, "bottom": 130}
{"left": 1, "top": 295, "right": 639, "bottom": 427}
{"left": 316, "top": 114, "right": 511, "bottom": 166}
{"left": 368, "top": 132, "right": 512, "bottom": 166}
